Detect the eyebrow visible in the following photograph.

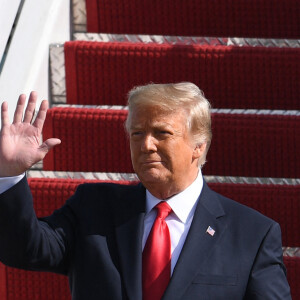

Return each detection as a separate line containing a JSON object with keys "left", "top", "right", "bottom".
{"left": 130, "top": 122, "right": 174, "bottom": 131}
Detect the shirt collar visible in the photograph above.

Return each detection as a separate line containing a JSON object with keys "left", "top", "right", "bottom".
{"left": 145, "top": 169, "right": 203, "bottom": 224}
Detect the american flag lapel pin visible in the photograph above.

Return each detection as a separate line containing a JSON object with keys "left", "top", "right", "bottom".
{"left": 206, "top": 226, "right": 215, "bottom": 236}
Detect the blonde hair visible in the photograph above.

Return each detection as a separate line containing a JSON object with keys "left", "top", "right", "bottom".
{"left": 125, "top": 82, "right": 212, "bottom": 167}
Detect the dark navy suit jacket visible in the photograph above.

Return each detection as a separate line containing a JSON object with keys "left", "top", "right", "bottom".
{"left": 0, "top": 176, "right": 291, "bottom": 299}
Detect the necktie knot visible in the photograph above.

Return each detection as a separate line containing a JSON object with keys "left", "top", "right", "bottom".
{"left": 156, "top": 201, "right": 172, "bottom": 220}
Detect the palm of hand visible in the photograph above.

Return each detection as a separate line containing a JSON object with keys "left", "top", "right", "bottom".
{"left": 1, "top": 122, "right": 43, "bottom": 176}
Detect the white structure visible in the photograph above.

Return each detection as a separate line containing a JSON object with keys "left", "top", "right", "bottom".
{"left": 0, "top": 0, "right": 70, "bottom": 124}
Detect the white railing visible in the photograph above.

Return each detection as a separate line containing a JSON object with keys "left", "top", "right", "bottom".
{"left": 0, "top": 0, "right": 70, "bottom": 124}
{"left": 0, "top": 0, "right": 21, "bottom": 66}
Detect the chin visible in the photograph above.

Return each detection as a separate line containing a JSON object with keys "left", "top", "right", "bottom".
{"left": 137, "top": 168, "right": 167, "bottom": 185}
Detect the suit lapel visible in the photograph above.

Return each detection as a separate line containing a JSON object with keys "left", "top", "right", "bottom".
{"left": 115, "top": 184, "right": 146, "bottom": 300}
{"left": 163, "top": 181, "right": 228, "bottom": 300}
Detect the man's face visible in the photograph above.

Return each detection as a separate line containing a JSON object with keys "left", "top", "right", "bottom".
{"left": 129, "top": 105, "right": 202, "bottom": 198}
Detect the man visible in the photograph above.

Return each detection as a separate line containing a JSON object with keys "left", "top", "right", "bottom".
{"left": 0, "top": 82, "right": 291, "bottom": 299}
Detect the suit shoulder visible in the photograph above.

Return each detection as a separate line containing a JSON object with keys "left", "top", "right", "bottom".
{"left": 69, "top": 181, "right": 144, "bottom": 208}
{"left": 62, "top": 181, "right": 144, "bottom": 228}
{"left": 206, "top": 188, "right": 283, "bottom": 249}
{"left": 76, "top": 181, "right": 140, "bottom": 195}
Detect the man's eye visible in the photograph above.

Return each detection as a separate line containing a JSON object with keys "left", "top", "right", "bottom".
{"left": 131, "top": 131, "right": 142, "bottom": 137}
{"left": 159, "top": 131, "right": 171, "bottom": 135}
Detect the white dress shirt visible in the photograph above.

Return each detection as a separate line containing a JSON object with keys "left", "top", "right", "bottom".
{"left": 0, "top": 170, "right": 204, "bottom": 275}
{"left": 0, "top": 173, "right": 25, "bottom": 194}
{"left": 142, "top": 170, "right": 203, "bottom": 274}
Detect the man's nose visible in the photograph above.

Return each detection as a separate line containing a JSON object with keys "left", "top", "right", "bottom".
{"left": 141, "top": 134, "right": 157, "bottom": 152}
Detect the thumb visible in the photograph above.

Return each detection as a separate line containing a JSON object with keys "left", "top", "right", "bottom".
{"left": 39, "top": 138, "right": 61, "bottom": 153}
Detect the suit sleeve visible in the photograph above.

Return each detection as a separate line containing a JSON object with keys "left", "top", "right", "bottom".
{"left": 244, "top": 222, "right": 292, "bottom": 300}
{"left": 0, "top": 176, "right": 78, "bottom": 275}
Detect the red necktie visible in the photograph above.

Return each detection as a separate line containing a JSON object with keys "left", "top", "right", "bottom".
{"left": 142, "top": 201, "right": 172, "bottom": 300}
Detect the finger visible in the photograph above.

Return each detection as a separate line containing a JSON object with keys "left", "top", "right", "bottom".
{"left": 23, "top": 91, "right": 37, "bottom": 123}
{"left": 43, "top": 138, "right": 61, "bottom": 149}
{"left": 13, "top": 94, "right": 26, "bottom": 124}
{"left": 39, "top": 138, "right": 61, "bottom": 155}
{"left": 1, "top": 101, "right": 10, "bottom": 127}
{"left": 31, "top": 138, "right": 61, "bottom": 165}
{"left": 32, "top": 99, "right": 49, "bottom": 130}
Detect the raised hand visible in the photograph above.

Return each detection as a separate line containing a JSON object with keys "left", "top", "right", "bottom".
{"left": 0, "top": 92, "right": 61, "bottom": 177}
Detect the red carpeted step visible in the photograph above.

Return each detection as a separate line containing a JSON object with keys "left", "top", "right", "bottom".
{"left": 43, "top": 107, "right": 300, "bottom": 178}
{"left": 283, "top": 256, "right": 300, "bottom": 300}
{"left": 85, "top": 0, "right": 300, "bottom": 39}
{"left": 28, "top": 178, "right": 300, "bottom": 247}
{"left": 205, "top": 112, "right": 300, "bottom": 178}
{"left": 64, "top": 41, "right": 300, "bottom": 110}
{"left": 43, "top": 107, "right": 132, "bottom": 173}
{"left": 26, "top": 177, "right": 300, "bottom": 246}
{"left": 3, "top": 268, "right": 70, "bottom": 300}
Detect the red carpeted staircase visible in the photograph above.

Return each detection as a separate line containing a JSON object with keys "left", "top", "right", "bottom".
{"left": 0, "top": 0, "right": 299, "bottom": 299}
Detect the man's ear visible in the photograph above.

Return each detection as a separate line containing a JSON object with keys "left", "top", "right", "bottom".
{"left": 192, "top": 143, "right": 207, "bottom": 160}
